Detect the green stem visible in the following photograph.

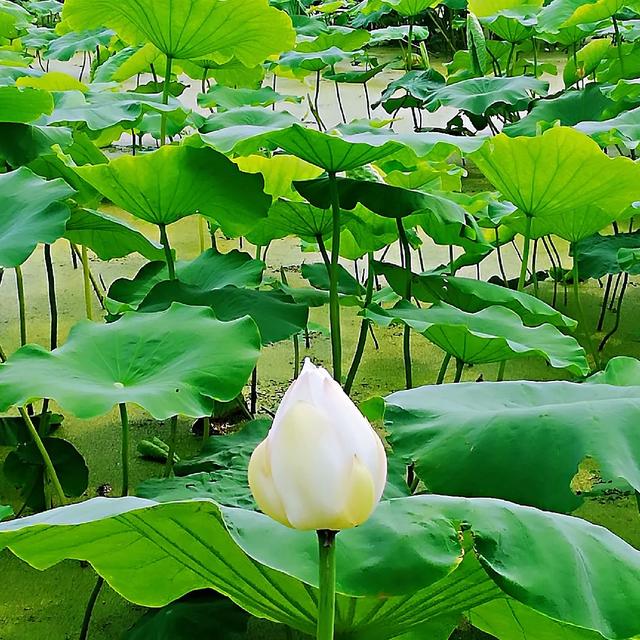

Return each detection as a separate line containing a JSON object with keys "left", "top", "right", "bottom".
{"left": 612, "top": 16, "right": 624, "bottom": 75}
{"left": 160, "top": 56, "right": 173, "bottom": 146}
{"left": 406, "top": 18, "right": 414, "bottom": 71}
{"left": 344, "top": 253, "right": 374, "bottom": 395}
{"left": 316, "top": 530, "right": 337, "bottom": 640}
{"left": 496, "top": 360, "right": 506, "bottom": 382}
{"left": 158, "top": 224, "right": 176, "bottom": 280}
{"left": 119, "top": 403, "right": 129, "bottom": 497}
{"left": 79, "top": 576, "right": 104, "bottom": 640}
{"left": 453, "top": 358, "right": 464, "bottom": 383}
{"left": 19, "top": 406, "right": 66, "bottom": 506}
{"left": 396, "top": 219, "right": 413, "bottom": 390}
{"left": 202, "top": 415, "right": 211, "bottom": 446}
{"left": 517, "top": 215, "right": 533, "bottom": 292}
{"left": 531, "top": 37, "right": 538, "bottom": 76}
{"left": 327, "top": 172, "right": 342, "bottom": 383}
{"left": 81, "top": 244, "right": 93, "bottom": 320}
{"left": 43, "top": 244, "right": 58, "bottom": 350}
{"left": 14, "top": 266, "right": 27, "bottom": 346}
{"left": 435, "top": 353, "right": 452, "bottom": 384}
{"left": 572, "top": 252, "right": 600, "bottom": 370}
{"left": 0, "top": 342, "right": 6, "bottom": 362}
{"left": 293, "top": 334, "right": 300, "bottom": 378}
{"left": 164, "top": 415, "right": 178, "bottom": 477}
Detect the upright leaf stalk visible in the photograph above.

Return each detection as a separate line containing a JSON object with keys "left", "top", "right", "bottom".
{"left": 327, "top": 172, "right": 342, "bottom": 383}
{"left": 316, "top": 530, "right": 337, "bottom": 640}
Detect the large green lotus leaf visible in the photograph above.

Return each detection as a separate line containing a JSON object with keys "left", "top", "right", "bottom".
{"left": 0, "top": 122, "right": 72, "bottom": 168}
{"left": 125, "top": 594, "right": 250, "bottom": 640}
{"left": 277, "top": 47, "right": 354, "bottom": 74}
{"left": 198, "top": 107, "right": 300, "bottom": 155}
{"left": 42, "top": 89, "right": 182, "bottom": 131}
{"left": 297, "top": 27, "right": 371, "bottom": 52}
{"left": 538, "top": 0, "right": 624, "bottom": 31}
{"left": 364, "top": 300, "right": 589, "bottom": 374}
{"left": 0, "top": 0, "right": 31, "bottom": 39}
{"left": 381, "top": 0, "right": 440, "bottom": 16}
{"left": 4, "top": 436, "right": 89, "bottom": 512}
{"left": 504, "top": 84, "right": 619, "bottom": 137}
{"left": 423, "top": 76, "right": 549, "bottom": 116}
{"left": 573, "top": 231, "right": 640, "bottom": 279}
{"left": 2, "top": 494, "right": 639, "bottom": 638}
{"left": 43, "top": 27, "right": 114, "bottom": 61}
{"left": 268, "top": 124, "right": 404, "bottom": 172}
{"left": 470, "top": 599, "right": 611, "bottom": 640}
{"left": 0, "top": 167, "right": 74, "bottom": 268}
{"left": 468, "top": 0, "right": 543, "bottom": 17}
{"left": 198, "top": 85, "right": 301, "bottom": 110}
{"left": 576, "top": 106, "right": 640, "bottom": 151}
{"left": 368, "top": 26, "right": 429, "bottom": 45}
{"left": 64, "top": 208, "right": 165, "bottom": 261}
{"left": 377, "top": 69, "right": 446, "bottom": 112}
{"left": 617, "top": 247, "right": 640, "bottom": 273}
{"left": 471, "top": 127, "right": 640, "bottom": 237}
{"left": 563, "top": 39, "right": 611, "bottom": 87}
{"left": 295, "top": 177, "right": 467, "bottom": 222}
{"left": 244, "top": 196, "right": 334, "bottom": 245}
{"left": 74, "top": 145, "right": 270, "bottom": 234}
{"left": 375, "top": 261, "right": 577, "bottom": 329}
{"left": 586, "top": 356, "right": 640, "bottom": 386}
{"left": 62, "top": 0, "right": 295, "bottom": 64}
{"left": 384, "top": 378, "right": 640, "bottom": 511}
{"left": 21, "top": 25, "right": 58, "bottom": 51}
{"left": 106, "top": 249, "right": 264, "bottom": 313}
{"left": 0, "top": 303, "right": 260, "bottom": 419}
{"left": 302, "top": 262, "right": 365, "bottom": 297}
{"left": 137, "top": 284, "right": 309, "bottom": 345}
{"left": 0, "top": 86, "right": 53, "bottom": 123}
{"left": 234, "top": 155, "right": 323, "bottom": 201}
{"left": 338, "top": 204, "right": 399, "bottom": 260}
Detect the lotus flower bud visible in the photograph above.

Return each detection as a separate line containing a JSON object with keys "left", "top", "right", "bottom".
{"left": 248, "top": 359, "right": 387, "bottom": 531}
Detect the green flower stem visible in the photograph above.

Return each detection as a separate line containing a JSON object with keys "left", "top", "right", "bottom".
{"left": 453, "top": 358, "right": 464, "bottom": 383}
{"left": 571, "top": 251, "right": 600, "bottom": 370}
{"left": 164, "top": 416, "right": 178, "bottom": 478}
{"left": 43, "top": 244, "right": 58, "bottom": 350}
{"left": 406, "top": 18, "right": 414, "bottom": 71}
{"left": 14, "top": 265, "right": 27, "bottom": 346}
{"left": 158, "top": 223, "right": 176, "bottom": 280}
{"left": 19, "top": 406, "right": 66, "bottom": 506}
{"left": 517, "top": 214, "right": 533, "bottom": 292}
{"left": 202, "top": 416, "right": 211, "bottom": 446}
{"left": 327, "top": 172, "right": 342, "bottom": 383}
{"left": 396, "top": 219, "right": 413, "bottom": 389}
{"left": 119, "top": 403, "right": 129, "bottom": 497}
{"left": 496, "top": 360, "right": 507, "bottom": 382}
{"left": 160, "top": 55, "right": 173, "bottom": 146}
{"left": 344, "top": 253, "right": 374, "bottom": 395}
{"left": 81, "top": 244, "right": 93, "bottom": 320}
{"left": 435, "top": 353, "right": 452, "bottom": 384}
{"left": 0, "top": 342, "right": 6, "bottom": 362}
{"left": 79, "top": 576, "right": 104, "bottom": 640}
{"left": 316, "top": 530, "right": 337, "bottom": 640}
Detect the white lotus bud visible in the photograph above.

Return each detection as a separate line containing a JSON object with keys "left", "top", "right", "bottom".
{"left": 248, "top": 359, "right": 387, "bottom": 531}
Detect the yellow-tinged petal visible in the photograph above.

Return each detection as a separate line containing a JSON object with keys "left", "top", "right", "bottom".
{"left": 248, "top": 438, "right": 291, "bottom": 528}
{"left": 333, "top": 454, "right": 377, "bottom": 530}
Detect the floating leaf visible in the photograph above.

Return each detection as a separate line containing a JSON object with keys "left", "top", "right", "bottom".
{"left": 198, "top": 85, "right": 301, "bottom": 110}
{"left": 364, "top": 300, "right": 589, "bottom": 374}
{"left": 0, "top": 167, "right": 73, "bottom": 268}
{"left": 0, "top": 304, "right": 261, "bottom": 419}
